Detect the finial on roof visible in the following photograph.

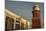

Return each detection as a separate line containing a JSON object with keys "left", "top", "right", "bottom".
{"left": 33, "top": 3, "right": 40, "bottom": 10}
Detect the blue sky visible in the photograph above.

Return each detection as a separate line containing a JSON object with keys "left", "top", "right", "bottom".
{"left": 5, "top": 0, "right": 44, "bottom": 21}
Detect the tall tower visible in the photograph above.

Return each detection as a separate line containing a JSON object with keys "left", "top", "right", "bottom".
{"left": 32, "top": 4, "right": 41, "bottom": 28}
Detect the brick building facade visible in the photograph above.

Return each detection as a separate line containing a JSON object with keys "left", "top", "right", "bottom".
{"left": 32, "top": 5, "right": 41, "bottom": 28}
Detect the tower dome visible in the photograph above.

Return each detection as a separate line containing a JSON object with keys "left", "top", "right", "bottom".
{"left": 33, "top": 4, "right": 40, "bottom": 11}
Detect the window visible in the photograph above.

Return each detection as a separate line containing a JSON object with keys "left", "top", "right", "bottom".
{"left": 5, "top": 16, "right": 14, "bottom": 30}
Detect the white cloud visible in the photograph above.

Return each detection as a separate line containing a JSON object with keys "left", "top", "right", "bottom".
{"left": 8, "top": 0, "right": 44, "bottom": 2}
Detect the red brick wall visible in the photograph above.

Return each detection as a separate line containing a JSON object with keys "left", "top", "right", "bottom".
{"left": 32, "top": 17, "right": 41, "bottom": 28}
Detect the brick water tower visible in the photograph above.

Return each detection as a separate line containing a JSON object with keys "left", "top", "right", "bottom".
{"left": 32, "top": 4, "right": 41, "bottom": 28}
